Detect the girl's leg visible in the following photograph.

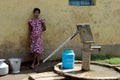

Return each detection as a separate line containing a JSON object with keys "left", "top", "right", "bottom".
{"left": 36, "top": 54, "right": 40, "bottom": 66}
{"left": 31, "top": 53, "right": 37, "bottom": 68}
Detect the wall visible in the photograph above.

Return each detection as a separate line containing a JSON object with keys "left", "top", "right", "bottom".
{"left": 0, "top": 0, "right": 120, "bottom": 62}
{"left": 90, "top": 0, "right": 120, "bottom": 56}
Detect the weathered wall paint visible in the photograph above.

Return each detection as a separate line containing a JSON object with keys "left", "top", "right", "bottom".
{"left": 0, "top": 0, "right": 120, "bottom": 62}
{"left": 89, "top": 0, "right": 120, "bottom": 56}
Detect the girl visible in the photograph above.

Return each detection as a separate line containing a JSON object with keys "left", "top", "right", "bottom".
{"left": 28, "top": 8, "right": 46, "bottom": 69}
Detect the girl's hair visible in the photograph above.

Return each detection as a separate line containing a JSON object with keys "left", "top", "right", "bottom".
{"left": 33, "top": 8, "right": 41, "bottom": 13}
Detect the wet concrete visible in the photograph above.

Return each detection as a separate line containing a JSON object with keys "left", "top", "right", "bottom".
{"left": 54, "top": 61, "right": 120, "bottom": 80}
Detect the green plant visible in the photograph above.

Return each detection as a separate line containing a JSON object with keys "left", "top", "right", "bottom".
{"left": 97, "top": 58, "right": 120, "bottom": 64}
{"left": 91, "top": 54, "right": 107, "bottom": 60}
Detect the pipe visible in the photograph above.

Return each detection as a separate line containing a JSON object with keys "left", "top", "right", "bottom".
{"left": 42, "top": 31, "right": 78, "bottom": 63}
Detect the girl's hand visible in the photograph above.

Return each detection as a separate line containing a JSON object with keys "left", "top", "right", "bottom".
{"left": 41, "top": 23, "right": 46, "bottom": 32}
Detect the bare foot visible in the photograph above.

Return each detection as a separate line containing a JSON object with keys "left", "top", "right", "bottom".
{"left": 35, "top": 63, "right": 40, "bottom": 67}
{"left": 30, "top": 65, "right": 34, "bottom": 69}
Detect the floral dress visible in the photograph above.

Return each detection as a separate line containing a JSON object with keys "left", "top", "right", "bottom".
{"left": 28, "top": 18, "right": 45, "bottom": 54}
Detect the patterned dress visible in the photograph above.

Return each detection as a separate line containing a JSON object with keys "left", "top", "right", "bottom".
{"left": 28, "top": 18, "right": 45, "bottom": 54}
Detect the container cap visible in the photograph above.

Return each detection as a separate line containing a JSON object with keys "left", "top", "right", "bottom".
{"left": 64, "top": 49, "right": 74, "bottom": 52}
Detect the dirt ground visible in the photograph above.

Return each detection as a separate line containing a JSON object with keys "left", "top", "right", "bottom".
{"left": 1, "top": 61, "right": 120, "bottom": 80}
{"left": 0, "top": 61, "right": 65, "bottom": 80}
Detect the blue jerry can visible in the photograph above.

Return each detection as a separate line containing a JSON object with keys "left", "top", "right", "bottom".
{"left": 62, "top": 49, "right": 75, "bottom": 69}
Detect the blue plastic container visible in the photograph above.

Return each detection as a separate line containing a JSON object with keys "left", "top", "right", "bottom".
{"left": 62, "top": 49, "right": 75, "bottom": 69}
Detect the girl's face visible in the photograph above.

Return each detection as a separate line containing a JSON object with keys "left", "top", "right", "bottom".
{"left": 34, "top": 10, "right": 40, "bottom": 18}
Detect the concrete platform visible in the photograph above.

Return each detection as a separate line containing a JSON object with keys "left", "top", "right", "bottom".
{"left": 54, "top": 61, "right": 120, "bottom": 80}
{"left": 29, "top": 72, "right": 65, "bottom": 80}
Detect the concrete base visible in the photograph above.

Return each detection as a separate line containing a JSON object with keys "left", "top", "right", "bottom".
{"left": 29, "top": 72, "right": 64, "bottom": 80}
{"left": 54, "top": 61, "right": 120, "bottom": 80}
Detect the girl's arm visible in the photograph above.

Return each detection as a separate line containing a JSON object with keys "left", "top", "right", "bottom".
{"left": 41, "top": 18, "right": 46, "bottom": 32}
{"left": 42, "top": 22, "right": 46, "bottom": 32}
